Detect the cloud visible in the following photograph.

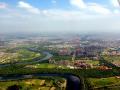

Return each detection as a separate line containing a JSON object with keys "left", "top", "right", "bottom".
{"left": 110, "top": 0, "right": 119, "bottom": 7}
{"left": 70, "top": 0, "right": 111, "bottom": 15}
{"left": 70, "top": 0, "right": 87, "bottom": 9}
{"left": 18, "top": 1, "right": 40, "bottom": 14}
{"left": 113, "top": 9, "right": 120, "bottom": 14}
{"left": 39, "top": 9, "right": 102, "bottom": 20}
{"left": 0, "top": 2, "right": 7, "bottom": 9}
{"left": 88, "top": 3, "right": 111, "bottom": 15}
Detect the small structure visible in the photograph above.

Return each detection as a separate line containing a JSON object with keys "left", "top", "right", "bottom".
{"left": 115, "top": 76, "right": 120, "bottom": 79}
{"left": 97, "top": 66, "right": 112, "bottom": 70}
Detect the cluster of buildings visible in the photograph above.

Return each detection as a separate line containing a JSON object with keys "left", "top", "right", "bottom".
{"left": 58, "top": 48, "right": 71, "bottom": 56}
{"left": 57, "top": 45, "right": 102, "bottom": 60}
{"left": 50, "top": 59, "right": 95, "bottom": 69}
{"left": 74, "top": 45, "right": 102, "bottom": 57}
{"left": 74, "top": 61, "right": 92, "bottom": 69}
{"left": 113, "top": 63, "right": 120, "bottom": 67}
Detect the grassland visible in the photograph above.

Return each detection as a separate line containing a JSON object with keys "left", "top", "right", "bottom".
{"left": 0, "top": 49, "right": 41, "bottom": 64}
{"left": 87, "top": 77, "right": 120, "bottom": 89}
{"left": 104, "top": 56, "right": 120, "bottom": 62}
{"left": 25, "top": 63, "right": 69, "bottom": 69}
{"left": 104, "top": 55, "right": 120, "bottom": 67}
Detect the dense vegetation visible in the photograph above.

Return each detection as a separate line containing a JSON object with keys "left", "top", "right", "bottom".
{"left": 0, "top": 64, "right": 119, "bottom": 78}
{"left": 0, "top": 62, "right": 120, "bottom": 90}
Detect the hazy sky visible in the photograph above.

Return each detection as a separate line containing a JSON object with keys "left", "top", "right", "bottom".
{"left": 0, "top": 0, "right": 120, "bottom": 33}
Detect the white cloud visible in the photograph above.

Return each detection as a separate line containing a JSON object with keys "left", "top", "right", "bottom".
{"left": 70, "top": 0, "right": 87, "bottom": 9}
{"left": 39, "top": 9, "right": 102, "bottom": 20}
{"left": 70, "top": 0, "right": 111, "bottom": 15}
{"left": 88, "top": 3, "right": 111, "bottom": 15}
{"left": 110, "top": 0, "right": 119, "bottom": 7}
{"left": 0, "top": 2, "right": 7, "bottom": 9}
{"left": 18, "top": 1, "right": 40, "bottom": 14}
{"left": 114, "top": 9, "right": 120, "bottom": 14}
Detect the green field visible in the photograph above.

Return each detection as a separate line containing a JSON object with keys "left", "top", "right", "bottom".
{"left": 0, "top": 49, "right": 41, "bottom": 64}
{"left": 16, "top": 49, "right": 41, "bottom": 61}
{"left": 77, "top": 60, "right": 99, "bottom": 65}
{"left": 87, "top": 77, "right": 120, "bottom": 89}
{"left": 104, "top": 56, "right": 120, "bottom": 66}
{"left": 25, "top": 63, "right": 69, "bottom": 69}
{"left": 104, "top": 56, "right": 120, "bottom": 62}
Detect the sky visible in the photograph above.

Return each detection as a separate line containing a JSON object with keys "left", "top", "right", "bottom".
{"left": 0, "top": 0, "right": 120, "bottom": 33}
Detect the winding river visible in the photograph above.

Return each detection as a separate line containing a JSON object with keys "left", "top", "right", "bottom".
{"left": 0, "top": 48, "right": 83, "bottom": 90}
